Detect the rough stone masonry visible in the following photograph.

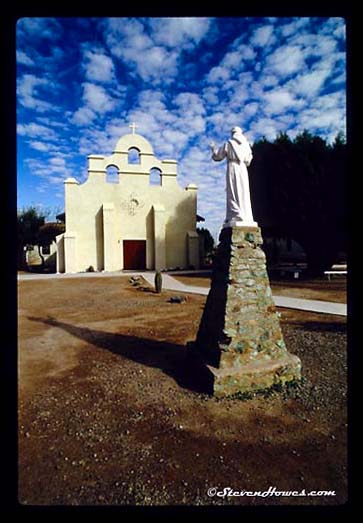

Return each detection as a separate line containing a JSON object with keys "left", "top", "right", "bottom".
{"left": 190, "top": 226, "right": 301, "bottom": 397}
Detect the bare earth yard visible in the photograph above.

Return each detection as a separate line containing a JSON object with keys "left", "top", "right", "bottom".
{"left": 173, "top": 273, "right": 347, "bottom": 303}
{"left": 18, "top": 276, "right": 347, "bottom": 506}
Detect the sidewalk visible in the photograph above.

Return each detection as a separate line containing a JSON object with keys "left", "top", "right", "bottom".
{"left": 140, "top": 273, "right": 347, "bottom": 317}
{"left": 18, "top": 270, "right": 347, "bottom": 317}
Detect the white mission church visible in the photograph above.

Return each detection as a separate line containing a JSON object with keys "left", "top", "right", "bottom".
{"left": 56, "top": 126, "right": 200, "bottom": 273}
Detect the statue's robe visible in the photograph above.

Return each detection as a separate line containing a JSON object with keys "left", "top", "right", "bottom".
{"left": 212, "top": 135, "right": 255, "bottom": 227}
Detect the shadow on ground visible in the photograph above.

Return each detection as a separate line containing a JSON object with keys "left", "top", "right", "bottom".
{"left": 28, "top": 316, "right": 213, "bottom": 395}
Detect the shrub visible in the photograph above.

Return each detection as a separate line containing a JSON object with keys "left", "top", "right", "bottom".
{"left": 154, "top": 271, "right": 162, "bottom": 293}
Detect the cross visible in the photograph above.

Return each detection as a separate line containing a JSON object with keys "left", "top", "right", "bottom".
{"left": 129, "top": 122, "right": 138, "bottom": 135}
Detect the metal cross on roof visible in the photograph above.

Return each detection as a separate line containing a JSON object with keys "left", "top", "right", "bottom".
{"left": 129, "top": 122, "right": 138, "bottom": 134}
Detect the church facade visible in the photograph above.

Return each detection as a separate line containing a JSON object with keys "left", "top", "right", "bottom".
{"left": 56, "top": 131, "right": 199, "bottom": 273}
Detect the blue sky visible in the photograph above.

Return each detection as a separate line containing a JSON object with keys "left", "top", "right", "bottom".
{"left": 17, "top": 16, "right": 346, "bottom": 239}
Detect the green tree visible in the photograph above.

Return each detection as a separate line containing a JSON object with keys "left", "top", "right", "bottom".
{"left": 197, "top": 227, "right": 215, "bottom": 255}
{"left": 37, "top": 222, "right": 65, "bottom": 267}
{"left": 38, "top": 222, "right": 65, "bottom": 249}
{"left": 17, "top": 207, "right": 46, "bottom": 269}
{"left": 249, "top": 130, "right": 347, "bottom": 275}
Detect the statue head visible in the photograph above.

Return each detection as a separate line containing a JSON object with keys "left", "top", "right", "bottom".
{"left": 231, "top": 126, "right": 243, "bottom": 137}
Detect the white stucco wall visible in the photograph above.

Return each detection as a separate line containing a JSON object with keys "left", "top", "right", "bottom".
{"left": 26, "top": 241, "right": 57, "bottom": 266}
{"left": 60, "top": 132, "right": 199, "bottom": 273}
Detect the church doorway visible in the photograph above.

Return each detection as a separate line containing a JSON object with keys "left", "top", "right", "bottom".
{"left": 123, "top": 240, "right": 146, "bottom": 270}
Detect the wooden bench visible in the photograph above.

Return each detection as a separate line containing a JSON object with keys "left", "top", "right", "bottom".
{"left": 324, "top": 270, "right": 347, "bottom": 280}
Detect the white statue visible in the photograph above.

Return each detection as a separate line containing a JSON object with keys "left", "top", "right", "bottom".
{"left": 210, "top": 126, "right": 257, "bottom": 228}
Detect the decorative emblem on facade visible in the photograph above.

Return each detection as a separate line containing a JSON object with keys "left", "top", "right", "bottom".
{"left": 120, "top": 193, "right": 145, "bottom": 216}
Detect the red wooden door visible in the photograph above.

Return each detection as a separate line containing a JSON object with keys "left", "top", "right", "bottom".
{"left": 123, "top": 240, "right": 146, "bottom": 270}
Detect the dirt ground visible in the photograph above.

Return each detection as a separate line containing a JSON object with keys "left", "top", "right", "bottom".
{"left": 173, "top": 273, "right": 347, "bottom": 303}
{"left": 18, "top": 276, "right": 347, "bottom": 506}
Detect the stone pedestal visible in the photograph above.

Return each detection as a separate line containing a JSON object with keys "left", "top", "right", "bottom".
{"left": 189, "top": 226, "right": 301, "bottom": 397}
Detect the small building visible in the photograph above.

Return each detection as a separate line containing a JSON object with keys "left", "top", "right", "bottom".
{"left": 56, "top": 131, "right": 199, "bottom": 273}
{"left": 25, "top": 241, "right": 57, "bottom": 268}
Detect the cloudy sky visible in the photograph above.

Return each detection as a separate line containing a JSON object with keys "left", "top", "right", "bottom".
{"left": 17, "top": 16, "right": 346, "bottom": 238}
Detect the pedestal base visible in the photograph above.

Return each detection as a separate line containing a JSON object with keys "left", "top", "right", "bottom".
{"left": 207, "top": 353, "right": 301, "bottom": 397}
{"left": 190, "top": 226, "right": 301, "bottom": 397}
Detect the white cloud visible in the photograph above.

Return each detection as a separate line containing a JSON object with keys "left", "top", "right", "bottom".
{"left": 82, "top": 82, "right": 116, "bottom": 113}
{"left": 312, "top": 108, "right": 344, "bottom": 129}
{"left": 220, "top": 51, "right": 242, "bottom": 69}
{"left": 104, "top": 18, "right": 150, "bottom": 48}
{"left": 149, "top": 17, "right": 211, "bottom": 48}
{"left": 218, "top": 45, "right": 256, "bottom": 75}
{"left": 33, "top": 116, "right": 67, "bottom": 129}
{"left": 16, "top": 17, "right": 347, "bottom": 238}
{"left": 162, "top": 129, "right": 188, "bottom": 145}
{"left": 288, "top": 33, "right": 337, "bottom": 58}
{"left": 206, "top": 66, "right": 230, "bottom": 84}
{"left": 108, "top": 26, "right": 179, "bottom": 83}
{"left": 206, "top": 40, "right": 257, "bottom": 88}
{"left": 28, "top": 140, "right": 69, "bottom": 154}
{"left": 238, "top": 45, "right": 257, "bottom": 61}
{"left": 17, "top": 50, "right": 35, "bottom": 66}
{"left": 287, "top": 68, "right": 330, "bottom": 98}
{"left": 228, "top": 82, "right": 250, "bottom": 107}
{"left": 178, "top": 143, "right": 226, "bottom": 238}
{"left": 71, "top": 106, "right": 96, "bottom": 126}
{"left": 49, "top": 157, "right": 66, "bottom": 167}
{"left": 134, "top": 91, "right": 176, "bottom": 129}
{"left": 48, "top": 175, "right": 66, "bottom": 185}
{"left": 251, "top": 25, "right": 275, "bottom": 47}
{"left": 207, "top": 112, "right": 227, "bottom": 128}
{"left": 103, "top": 17, "right": 210, "bottom": 84}
{"left": 281, "top": 89, "right": 346, "bottom": 143}
{"left": 315, "top": 91, "right": 345, "bottom": 112}
{"left": 279, "top": 18, "right": 311, "bottom": 38}
{"left": 265, "top": 45, "right": 305, "bottom": 76}
{"left": 243, "top": 102, "right": 259, "bottom": 117}
{"left": 78, "top": 125, "right": 121, "bottom": 157}
{"left": 17, "top": 17, "right": 63, "bottom": 40}
{"left": 136, "top": 47, "right": 178, "bottom": 81}
{"left": 333, "top": 22, "right": 345, "bottom": 40}
{"left": 320, "top": 17, "right": 346, "bottom": 40}
{"left": 331, "top": 70, "right": 346, "bottom": 86}
{"left": 259, "top": 74, "right": 279, "bottom": 89}
{"left": 104, "top": 21, "right": 143, "bottom": 62}
{"left": 104, "top": 19, "right": 166, "bottom": 82}
{"left": 28, "top": 141, "right": 50, "bottom": 152}
{"left": 174, "top": 92, "right": 206, "bottom": 115}
{"left": 264, "top": 89, "right": 300, "bottom": 114}
{"left": 25, "top": 156, "right": 72, "bottom": 183}
{"left": 17, "top": 74, "right": 55, "bottom": 112}
{"left": 299, "top": 106, "right": 345, "bottom": 138}
{"left": 114, "top": 89, "right": 208, "bottom": 158}
{"left": 106, "top": 121, "right": 130, "bottom": 140}
{"left": 236, "top": 71, "right": 255, "bottom": 86}
{"left": 249, "top": 117, "right": 281, "bottom": 141}
{"left": 202, "top": 87, "right": 219, "bottom": 106}
{"left": 17, "top": 120, "right": 75, "bottom": 159}
{"left": 83, "top": 49, "right": 115, "bottom": 83}
{"left": 17, "top": 122, "right": 58, "bottom": 140}
{"left": 179, "top": 145, "right": 217, "bottom": 184}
